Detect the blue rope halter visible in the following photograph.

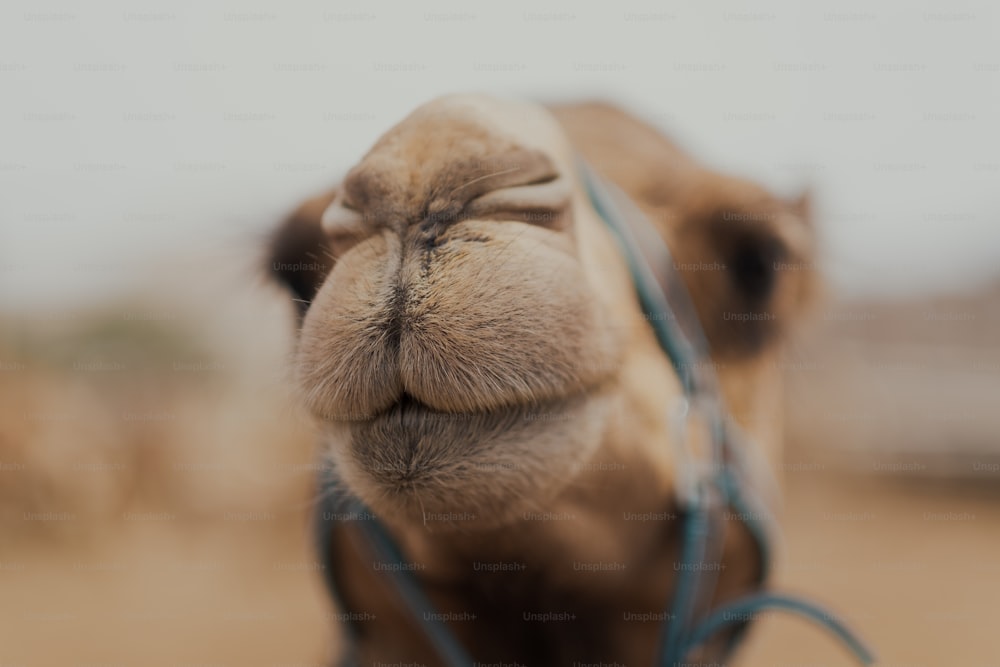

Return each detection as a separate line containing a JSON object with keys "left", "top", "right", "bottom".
{"left": 579, "top": 161, "right": 874, "bottom": 666}
{"left": 312, "top": 161, "right": 877, "bottom": 667}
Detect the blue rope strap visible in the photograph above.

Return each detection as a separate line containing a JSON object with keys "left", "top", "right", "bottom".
{"left": 679, "top": 592, "right": 877, "bottom": 665}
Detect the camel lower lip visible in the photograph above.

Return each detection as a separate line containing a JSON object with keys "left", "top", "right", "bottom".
{"left": 329, "top": 391, "right": 602, "bottom": 521}
{"left": 344, "top": 396, "right": 555, "bottom": 488}
{"left": 319, "top": 383, "right": 614, "bottom": 528}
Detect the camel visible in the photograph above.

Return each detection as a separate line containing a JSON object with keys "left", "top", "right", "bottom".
{"left": 267, "top": 95, "right": 858, "bottom": 667}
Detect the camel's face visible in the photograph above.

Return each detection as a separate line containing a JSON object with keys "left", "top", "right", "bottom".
{"left": 293, "top": 96, "right": 634, "bottom": 526}
{"left": 272, "top": 95, "right": 817, "bottom": 532}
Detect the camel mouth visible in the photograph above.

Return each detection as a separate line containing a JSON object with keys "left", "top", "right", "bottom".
{"left": 323, "top": 385, "right": 597, "bottom": 425}
{"left": 324, "top": 383, "right": 615, "bottom": 527}
{"left": 337, "top": 385, "right": 603, "bottom": 449}
{"left": 378, "top": 391, "right": 504, "bottom": 419}
{"left": 372, "top": 391, "right": 509, "bottom": 425}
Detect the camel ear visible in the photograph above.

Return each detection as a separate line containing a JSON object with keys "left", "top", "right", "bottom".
{"left": 790, "top": 189, "right": 812, "bottom": 227}
{"left": 671, "top": 187, "right": 818, "bottom": 360}
{"left": 268, "top": 190, "right": 338, "bottom": 318}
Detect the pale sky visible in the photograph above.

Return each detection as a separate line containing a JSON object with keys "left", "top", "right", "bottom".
{"left": 2, "top": 0, "right": 998, "bottom": 312}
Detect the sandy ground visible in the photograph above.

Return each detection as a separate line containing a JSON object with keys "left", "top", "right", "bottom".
{"left": 2, "top": 470, "right": 996, "bottom": 666}
{"left": 742, "top": 473, "right": 999, "bottom": 666}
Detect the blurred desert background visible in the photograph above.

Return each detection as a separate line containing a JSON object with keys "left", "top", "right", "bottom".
{"left": 4, "top": 278, "right": 1000, "bottom": 667}
{"left": 2, "top": 1, "right": 999, "bottom": 665}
